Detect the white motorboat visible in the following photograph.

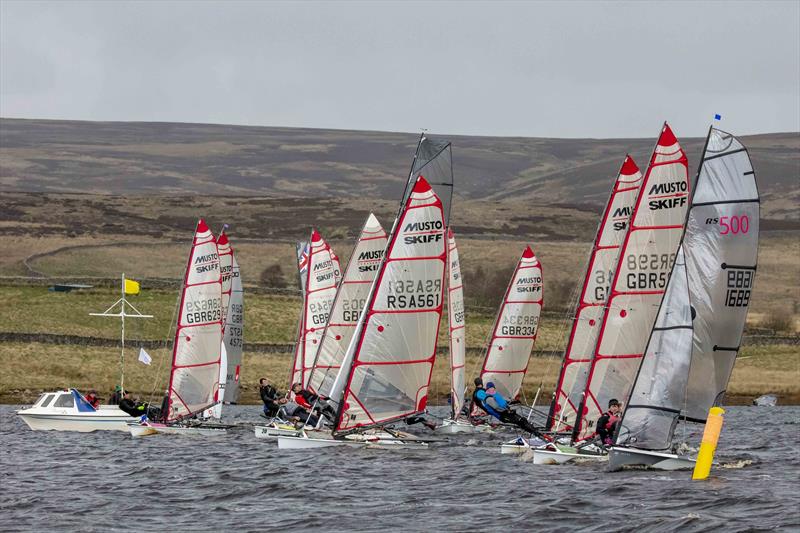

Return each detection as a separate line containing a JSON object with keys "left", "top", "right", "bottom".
{"left": 17, "top": 389, "right": 136, "bottom": 432}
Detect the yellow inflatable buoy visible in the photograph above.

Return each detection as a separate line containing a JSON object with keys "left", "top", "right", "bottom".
{"left": 692, "top": 406, "right": 725, "bottom": 480}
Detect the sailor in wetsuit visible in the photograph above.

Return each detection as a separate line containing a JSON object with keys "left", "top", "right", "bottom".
{"left": 469, "top": 377, "right": 489, "bottom": 422}
{"left": 480, "top": 382, "right": 541, "bottom": 436}
{"left": 596, "top": 398, "right": 622, "bottom": 446}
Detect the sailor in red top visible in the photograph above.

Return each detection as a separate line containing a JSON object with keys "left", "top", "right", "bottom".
{"left": 291, "top": 383, "right": 336, "bottom": 422}
{"left": 596, "top": 398, "right": 622, "bottom": 446}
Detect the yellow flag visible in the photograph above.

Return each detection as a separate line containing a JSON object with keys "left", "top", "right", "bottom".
{"left": 124, "top": 279, "right": 140, "bottom": 295}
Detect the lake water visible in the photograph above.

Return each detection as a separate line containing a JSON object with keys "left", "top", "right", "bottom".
{"left": 1, "top": 405, "right": 798, "bottom": 532}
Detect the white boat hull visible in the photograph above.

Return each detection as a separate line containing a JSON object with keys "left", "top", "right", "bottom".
{"left": 434, "top": 418, "right": 491, "bottom": 435}
{"left": 278, "top": 429, "right": 429, "bottom": 450}
{"left": 532, "top": 448, "right": 608, "bottom": 465}
{"left": 18, "top": 411, "right": 136, "bottom": 432}
{"left": 254, "top": 424, "right": 302, "bottom": 439}
{"left": 608, "top": 446, "right": 696, "bottom": 471}
{"left": 128, "top": 422, "right": 227, "bottom": 437}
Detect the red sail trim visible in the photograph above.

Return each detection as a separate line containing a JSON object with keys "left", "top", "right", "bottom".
{"left": 574, "top": 125, "right": 689, "bottom": 439}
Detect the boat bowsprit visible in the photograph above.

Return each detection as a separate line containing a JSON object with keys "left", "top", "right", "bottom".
{"left": 17, "top": 389, "right": 137, "bottom": 432}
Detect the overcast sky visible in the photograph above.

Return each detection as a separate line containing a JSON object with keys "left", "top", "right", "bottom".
{"left": 1, "top": 1, "right": 798, "bottom": 138}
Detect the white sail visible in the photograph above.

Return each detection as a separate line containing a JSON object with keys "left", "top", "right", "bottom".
{"left": 549, "top": 156, "right": 643, "bottom": 432}
{"left": 479, "top": 246, "right": 543, "bottom": 401}
{"left": 289, "top": 230, "right": 339, "bottom": 388}
{"left": 222, "top": 254, "right": 244, "bottom": 403}
{"left": 335, "top": 176, "right": 447, "bottom": 433}
{"left": 576, "top": 123, "right": 690, "bottom": 440}
{"left": 166, "top": 219, "right": 223, "bottom": 421}
{"left": 307, "top": 213, "right": 387, "bottom": 397}
{"left": 447, "top": 229, "right": 466, "bottom": 419}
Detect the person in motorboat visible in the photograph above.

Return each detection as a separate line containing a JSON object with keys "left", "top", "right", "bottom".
{"left": 291, "top": 382, "right": 336, "bottom": 422}
{"left": 483, "top": 382, "right": 541, "bottom": 436}
{"left": 109, "top": 385, "right": 123, "bottom": 405}
{"left": 84, "top": 390, "right": 101, "bottom": 409}
{"left": 596, "top": 398, "right": 622, "bottom": 446}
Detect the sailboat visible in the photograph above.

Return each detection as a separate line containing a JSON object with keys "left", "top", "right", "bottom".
{"left": 528, "top": 156, "right": 644, "bottom": 463}
{"left": 128, "top": 220, "right": 226, "bottom": 437}
{"left": 435, "top": 229, "right": 486, "bottom": 434}
{"left": 277, "top": 135, "right": 454, "bottom": 450}
{"left": 256, "top": 214, "right": 387, "bottom": 440}
{"left": 608, "top": 126, "right": 759, "bottom": 470}
{"left": 572, "top": 123, "right": 690, "bottom": 444}
{"left": 289, "top": 229, "right": 340, "bottom": 390}
{"left": 477, "top": 245, "right": 543, "bottom": 402}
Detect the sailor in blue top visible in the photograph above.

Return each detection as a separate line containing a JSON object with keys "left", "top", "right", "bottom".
{"left": 483, "top": 382, "right": 541, "bottom": 436}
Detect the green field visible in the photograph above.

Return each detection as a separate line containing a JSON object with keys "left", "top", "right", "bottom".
{"left": 1, "top": 285, "right": 796, "bottom": 406}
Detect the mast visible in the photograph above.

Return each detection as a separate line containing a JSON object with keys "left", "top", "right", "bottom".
{"left": 446, "top": 229, "right": 466, "bottom": 420}
{"left": 573, "top": 123, "right": 690, "bottom": 442}
{"left": 306, "top": 213, "right": 387, "bottom": 397}
{"left": 89, "top": 273, "right": 153, "bottom": 392}
{"left": 477, "top": 245, "right": 543, "bottom": 401}
{"left": 165, "top": 219, "right": 223, "bottom": 422}
{"left": 548, "top": 156, "right": 643, "bottom": 432}
{"left": 615, "top": 126, "right": 760, "bottom": 449}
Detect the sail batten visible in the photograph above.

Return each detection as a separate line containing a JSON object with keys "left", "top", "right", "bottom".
{"left": 478, "top": 246, "right": 543, "bottom": 401}
{"left": 166, "top": 219, "right": 223, "bottom": 422}
{"left": 575, "top": 123, "right": 690, "bottom": 440}
{"left": 549, "top": 156, "right": 643, "bottom": 432}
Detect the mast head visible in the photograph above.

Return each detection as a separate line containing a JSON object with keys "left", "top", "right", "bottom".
{"left": 522, "top": 245, "right": 535, "bottom": 259}
{"left": 311, "top": 228, "right": 322, "bottom": 243}
{"left": 217, "top": 232, "right": 229, "bottom": 246}
{"left": 658, "top": 123, "right": 679, "bottom": 147}
{"left": 412, "top": 175, "right": 432, "bottom": 193}
{"left": 196, "top": 219, "right": 210, "bottom": 233}
{"left": 620, "top": 155, "right": 640, "bottom": 176}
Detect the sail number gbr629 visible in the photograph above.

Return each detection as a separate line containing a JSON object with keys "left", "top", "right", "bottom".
{"left": 386, "top": 279, "right": 442, "bottom": 309}
{"left": 185, "top": 297, "right": 222, "bottom": 324}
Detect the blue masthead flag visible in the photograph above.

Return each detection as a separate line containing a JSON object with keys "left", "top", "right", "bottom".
{"left": 714, "top": 114, "right": 722, "bottom": 121}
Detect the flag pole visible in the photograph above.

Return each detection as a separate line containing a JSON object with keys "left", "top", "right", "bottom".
{"left": 120, "top": 273, "right": 126, "bottom": 392}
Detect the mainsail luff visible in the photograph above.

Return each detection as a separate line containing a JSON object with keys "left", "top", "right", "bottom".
{"left": 478, "top": 246, "right": 544, "bottom": 401}
{"left": 222, "top": 252, "right": 244, "bottom": 403}
{"left": 575, "top": 123, "right": 690, "bottom": 441}
{"left": 615, "top": 127, "right": 760, "bottom": 449}
{"left": 548, "top": 156, "right": 643, "bottom": 432}
{"left": 166, "top": 219, "right": 223, "bottom": 422}
{"left": 307, "top": 213, "right": 388, "bottom": 397}
{"left": 334, "top": 176, "right": 447, "bottom": 434}
{"left": 447, "top": 229, "right": 466, "bottom": 419}
{"left": 290, "top": 230, "right": 339, "bottom": 388}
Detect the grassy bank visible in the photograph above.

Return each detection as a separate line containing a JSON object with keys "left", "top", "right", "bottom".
{"left": 2, "top": 342, "right": 797, "bottom": 406}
